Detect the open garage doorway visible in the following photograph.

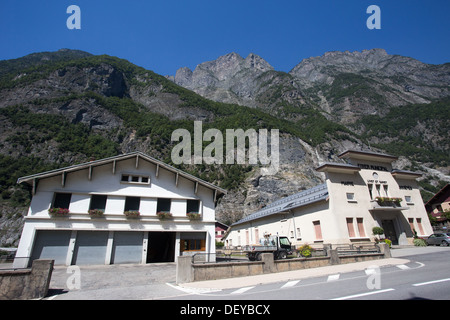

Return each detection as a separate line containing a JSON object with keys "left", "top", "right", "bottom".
{"left": 147, "top": 232, "right": 176, "bottom": 263}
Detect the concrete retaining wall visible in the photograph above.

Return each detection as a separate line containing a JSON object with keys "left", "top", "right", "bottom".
{"left": 176, "top": 244, "right": 390, "bottom": 284}
{"left": 0, "top": 260, "right": 54, "bottom": 300}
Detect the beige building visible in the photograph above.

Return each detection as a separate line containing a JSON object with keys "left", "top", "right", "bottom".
{"left": 224, "top": 150, "right": 433, "bottom": 247}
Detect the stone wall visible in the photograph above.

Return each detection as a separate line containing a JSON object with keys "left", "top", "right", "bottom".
{"left": 176, "top": 244, "right": 391, "bottom": 284}
{"left": 0, "top": 260, "right": 54, "bottom": 300}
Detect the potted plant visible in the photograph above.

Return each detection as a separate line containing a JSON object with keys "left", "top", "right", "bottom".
{"left": 372, "top": 226, "right": 384, "bottom": 242}
{"left": 187, "top": 212, "right": 201, "bottom": 220}
{"left": 88, "top": 209, "right": 104, "bottom": 217}
{"left": 375, "top": 197, "right": 402, "bottom": 207}
{"left": 157, "top": 211, "right": 173, "bottom": 220}
{"left": 48, "top": 208, "right": 70, "bottom": 216}
{"left": 124, "top": 210, "right": 140, "bottom": 218}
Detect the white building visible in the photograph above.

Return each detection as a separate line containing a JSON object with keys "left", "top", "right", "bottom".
{"left": 14, "top": 152, "right": 226, "bottom": 267}
{"left": 224, "top": 150, "right": 433, "bottom": 247}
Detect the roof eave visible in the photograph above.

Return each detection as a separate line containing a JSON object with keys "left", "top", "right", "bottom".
{"left": 391, "top": 170, "right": 422, "bottom": 180}
{"left": 338, "top": 150, "right": 398, "bottom": 163}
{"left": 315, "top": 163, "right": 361, "bottom": 173}
{"left": 16, "top": 151, "right": 226, "bottom": 195}
{"left": 231, "top": 194, "right": 328, "bottom": 227}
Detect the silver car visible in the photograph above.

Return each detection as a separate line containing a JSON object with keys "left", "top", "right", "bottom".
{"left": 426, "top": 233, "right": 450, "bottom": 246}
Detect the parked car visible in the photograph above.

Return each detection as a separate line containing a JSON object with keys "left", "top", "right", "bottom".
{"left": 426, "top": 233, "right": 450, "bottom": 246}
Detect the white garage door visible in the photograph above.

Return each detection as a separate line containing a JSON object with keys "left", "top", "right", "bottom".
{"left": 111, "top": 232, "right": 144, "bottom": 264}
{"left": 31, "top": 230, "right": 71, "bottom": 265}
{"left": 72, "top": 231, "right": 109, "bottom": 265}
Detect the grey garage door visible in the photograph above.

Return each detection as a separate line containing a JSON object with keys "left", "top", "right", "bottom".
{"left": 72, "top": 231, "right": 109, "bottom": 265}
{"left": 111, "top": 232, "right": 144, "bottom": 264}
{"left": 31, "top": 230, "right": 71, "bottom": 265}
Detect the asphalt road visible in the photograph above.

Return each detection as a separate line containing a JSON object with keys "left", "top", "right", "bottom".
{"left": 45, "top": 246, "right": 450, "bottom": 300}
{"left": 164, "top": 247, "right": 450, "bottom": 301}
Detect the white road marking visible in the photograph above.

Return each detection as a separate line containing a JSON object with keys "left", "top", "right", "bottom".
{"left": 413, "top": 278, "right": 450, "bottom": 287}
{"left": 165, "top": 282, "right": 222, "bottom": 294}
{"left": 396, "top": 264, "right": 410, "bottom": 270}
{"left": 327, "top": 274, "right": 340, "bottom": 282}
{"left": 332, "top": 288, "right": 395, "bottom": 300}
{"left": 281, "top": 280, "right": 300, "bottom": 289}
{"left": 231, "top": 286, "right": 256, "bottom": 295}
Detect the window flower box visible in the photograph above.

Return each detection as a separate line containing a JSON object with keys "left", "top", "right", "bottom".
{"left": 48, "top": 208, "right": 70, "bottom": 216}
{"left": 88, "top": 209, "right": 104, "bottom": 217}
{"left": 375, "top": 197, "right": 402, "bottom": 207}
{"left": 124, "top": 210, "right": 140, "bottom": 218}
{"left": 187, "top": 212, "right": 201, "bottom": 220}
{"left": 157, "top": 212, "right": 173, "bottom": 220}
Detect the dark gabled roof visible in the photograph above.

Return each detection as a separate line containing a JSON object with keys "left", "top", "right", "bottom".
{"left": 17, "top": 151, "right": 227, "bottom": 195}
{"left": 425, "top": 184, "right": 450, "bottom": 208}
{"left": 232, "top": 183, "right": 329, "bottom": 226}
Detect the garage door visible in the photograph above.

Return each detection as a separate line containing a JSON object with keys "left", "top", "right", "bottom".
{"left": 31, "top": 230, "right": 71, "bottom": 266}
{"left": 111, "top": 232, "right": 143, "bottom": 264}
{"left": 72, "top": 231, "right": 108, "bottom": 265}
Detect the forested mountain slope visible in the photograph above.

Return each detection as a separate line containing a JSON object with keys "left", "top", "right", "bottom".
{"left": 0, "top": 49, "right": 448, "bottom": 246}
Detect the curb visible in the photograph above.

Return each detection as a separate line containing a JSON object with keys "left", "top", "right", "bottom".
{"left": 179, "top": 258, "right": 410, "bottom": 291}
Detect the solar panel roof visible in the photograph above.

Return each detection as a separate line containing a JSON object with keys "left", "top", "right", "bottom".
{"left": 232, "top": 183, "right": 329, "bottom": 226}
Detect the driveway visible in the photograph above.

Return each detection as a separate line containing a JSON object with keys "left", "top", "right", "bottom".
{"left": 47, "top": 262, "right": 179, "bottom": 300}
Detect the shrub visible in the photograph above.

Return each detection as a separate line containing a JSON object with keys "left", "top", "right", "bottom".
{"left": 414, "top": 238, "right": 427, "bottom": 247}
{"left": 297, "top": 244, "right": 313, "bottom": 257}
{"left": 216, "top": 241, "right": 225, "bottom": 249}
{"left": 372, "top": 227, "right": 384, "bottom": 236}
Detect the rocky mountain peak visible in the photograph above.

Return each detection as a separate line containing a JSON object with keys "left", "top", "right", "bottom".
{"left": 288, "top": 48, "right": 428, "bottom": 82}
{"left": 172, "top": 48, "right": 450, "bottom": 125}
{"left": 172, "top": 52, "right": 274, "bottom": 105}
{"left": 244, "top": 53, "right": 274, "bottom": 72}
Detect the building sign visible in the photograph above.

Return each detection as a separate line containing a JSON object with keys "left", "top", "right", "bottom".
{"left": 399, "top": 185, "right": 413, "bottom": 190}
{"left": 357, "top": 164, "right": 388, "bottom": 172}
{"left": 367, "top": 180, "right": 387, "bottom": 184}
{"left": 341, "top": 181, "right": 354, "bottom": 186}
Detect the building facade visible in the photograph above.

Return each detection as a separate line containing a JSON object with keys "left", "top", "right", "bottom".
{"left": 425, "top": 184, "right": 450, "bottom": 229}
{"left": 14, "top": 152, "right": 226, "bottom": 267}
{"left": 224, "top": 150, "right": 433, "bottom": 247}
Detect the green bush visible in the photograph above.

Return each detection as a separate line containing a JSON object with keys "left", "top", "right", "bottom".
{"left": 216, "top": 241, "right": 225, "bottom": 249}
{"left": 414, "top": 238, "right": 427, "bottom": 247}
{"left": 372, "top": 227, "right": 384, "bottom": 236}
{"left": 297, "top": 244, "right": 313, "bottom": 257}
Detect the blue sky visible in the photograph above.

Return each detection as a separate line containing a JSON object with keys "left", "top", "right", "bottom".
{"left": 0, "top": 0, "right": 449, "bottom": 75}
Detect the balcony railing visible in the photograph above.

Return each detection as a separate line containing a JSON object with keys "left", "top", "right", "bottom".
{"left": 370, "top": 197, "right": 408, "bottom": 211}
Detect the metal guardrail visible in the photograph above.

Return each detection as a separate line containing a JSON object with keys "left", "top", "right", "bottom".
{"left": 190, "top": 242, "right": 381, "bottom": 264}
{"left": 0, "top": 256, "right": 31, "bottom": 271}
{"left": 190, "top": 251, "right": 249, "bottom": 264}
{"left": 334, "top": 244, "right": 380, "bottom": 256}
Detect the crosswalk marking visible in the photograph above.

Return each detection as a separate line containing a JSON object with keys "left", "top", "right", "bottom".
{"left": 396, "top": 264, "right": 410, "bottom": 270}
{"left": 281, "top": 280, "right": 300, "bottom": 289}
{"left": 327, "top": 274, "right": 340, "bottom": 282}
{"left": 231, "top": 286, "right": 255, "bottom": 295}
